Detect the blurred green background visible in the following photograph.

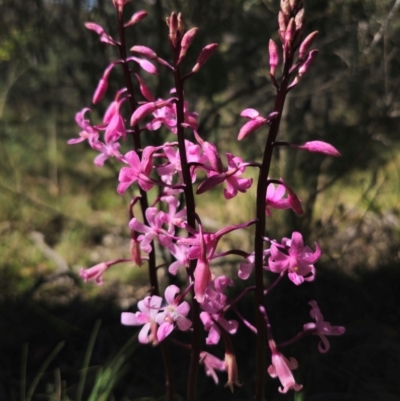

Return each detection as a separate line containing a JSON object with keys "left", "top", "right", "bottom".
{"left": 1, "top": 0, "right": 399, "bottom": 400}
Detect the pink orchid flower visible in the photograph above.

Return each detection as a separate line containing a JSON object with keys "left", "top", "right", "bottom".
{"left": 155, "top": 285, "right": 192, "bottom": 341}
{"left": 267, "top": 340, "right": 303, "bottom": 394}
{"left": 117, "top": 146, "right": 155, "bottom": 194}
{"left": 199, "top": 277, "right": 238, "bottom": 344}
{"left": 303, "top": 300, "right": 345, "bottom": 353}
{"left": 238, "top": 108, "right": 278, "bottom": 140}
{"left": 166, "top": 242, "right": 190, "bottom": 275}
{"left": 121, "top": 295, "right": 162, "bottom": 344}
{"left": 268, "top": 232, "right": 321, "bottom": 285}
{"left": 200, "top": 351, "right": 226, "bottom": 385}
{"left": 196, "top": 153, "right": 253, "bottom": 200}
{"left": 265, "top": 180, "right": 303, "bottom": 216}
{"left": 79, "top": 262, "right": 109, "bottom": 285}
{"left": 69, "top": 108, "right": 99, "bottom": 146}
{"left": 129, "top": 207, "right": 172, "bottom": 253}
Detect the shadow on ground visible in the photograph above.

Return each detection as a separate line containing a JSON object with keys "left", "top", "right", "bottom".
{"left": 1, "top": 263, "right": 400, "bottom": 401}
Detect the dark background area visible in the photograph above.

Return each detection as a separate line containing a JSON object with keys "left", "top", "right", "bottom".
{"left": 0, "top": 0, "right": 399, "bottom": 400}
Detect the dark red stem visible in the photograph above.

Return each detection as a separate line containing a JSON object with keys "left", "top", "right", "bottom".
{"left": 116, "top": 9, "right": 174, "bottom": 401}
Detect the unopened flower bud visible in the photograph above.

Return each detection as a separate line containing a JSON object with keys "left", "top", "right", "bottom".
{"left": 269, "top": 39, "right": 280, "bottom": 76}
{"left": 288, "top": 191, "right": 303, "bottom": 215}
{"left": 280, "top": 0, "right": 291, "bottom": 16}
{"left": 298, "top": 49, "right": 318, "bottom": 76}
{"left": 192, "top": 43, "right": 218, "bottom": 73}
{"left": 284, "top": 18, "right": 296, "bottom": 45}
{"left": 292, "top": 140, "right": 341, "bottom": 157}
{"left": 298, "top": 31, "right": 318, "bottom": 60}
{"left": 294, "top": 8, "right": 304, "bottom": 30}
{"left": 167, "top": 12, "right": 178, "bottom": 48}
{"left": 194, "top": 259, "right": 212, "bottom": 303}
{"left": 134, "top": 73, "right": 155, "bottom": 102}
{"left": 92, "top": 78, "right": 108, "bottom": 104}
{"left": 130, "top": 236, "right": 142, "bottom": 266}
{"left": 112, "top": 0, "right": 130, "bottom": 13}
{"left": 289, "top": 0, "right": 300, "bottom": 12}
{"left": 124, "top": 10, "right": 148, "bottom": 28}
{"left": 130, "top": 45, "right": 158, "bottom": 59}
{"left": 203, "top": 141, "right": 223, "bottom": 173}
{"left": 177, "top": 12, "right": 185, "bottom": 36}
{"left": 278, "top": 12, "right": 288, "bottom": 42}
{"left": 92, "top": 63, "right": 114, "bottom": 104}
{"left": 178, "top": 27, "right": 198, "bottom": 65}
{"left": 130, "top": 98, "right": 175, "bottom": 126}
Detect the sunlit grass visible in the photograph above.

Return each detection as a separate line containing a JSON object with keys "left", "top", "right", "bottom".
{"left": 1, "top": 119, "right": 399, "bottom": 294}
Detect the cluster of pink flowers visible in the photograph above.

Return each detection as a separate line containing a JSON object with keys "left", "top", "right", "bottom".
{"left": 72, "top": 0, "right": 345, "bottom": 399}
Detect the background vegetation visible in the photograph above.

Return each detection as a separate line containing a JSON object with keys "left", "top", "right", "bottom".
{"left": 0, "top": 0, "right": 399, "bottom": 400}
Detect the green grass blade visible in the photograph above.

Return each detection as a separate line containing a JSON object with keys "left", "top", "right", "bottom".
{"left": 25, "top": 341, "right": 64, "bottom": 401}
{"left": 76, "top": 319, "right": 101, "bottom": 401}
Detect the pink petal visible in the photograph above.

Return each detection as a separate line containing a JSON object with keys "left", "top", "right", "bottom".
{"left": 121, "top": 312, "right": 139, "bottom": 326}
{"left": 196, "top": 173, "right": 227, "bottom": 194}
{"left": 130, "top": 57, "right": 158, "bottom": 75}
{"left": 157, "top": 322, "right": 174, "bottom": 341}
{"left": 130, "top": 45, "right": 157, "bottom": 59}
{"left": 238, "top": 118, "right": 267, "bottom": 140}
{"left": 124, "top": 11, "right": 148, "bottom": 27}
{"left": 240, "top": 108, "right": 260, "bottom": 119}
{"left": 164, "top": 284, "right": 179, "bottom": 304}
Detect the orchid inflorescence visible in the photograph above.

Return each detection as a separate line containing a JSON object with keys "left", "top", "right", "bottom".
{"left": 71, "top": 0, "right": 345, "bottom": 399}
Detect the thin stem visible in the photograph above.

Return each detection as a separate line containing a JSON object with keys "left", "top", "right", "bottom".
{"left": 253, "top": 53, "right": 293, "bottom": 401}
{"left": 116, "top": 10, "right": 174, "bottom": 400}
{"left": 173, "top": 54, "right": 201, "bottom": 401}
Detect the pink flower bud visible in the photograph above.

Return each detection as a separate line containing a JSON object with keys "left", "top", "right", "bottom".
{"left": 240, "top": 108, "right": 260, "bottom": 119}
{"left": 85, "top": 22, "right": 104, "bottom": 35}
{"left": 295, "top": 8, "right": 304, "bottom": 30}
{"left": 84, "top": 22, "right": 115, "bottom": 45}
{"left": 167, "top": 12, "right": 178, "bottom": 47}
{"left": 130, "top": 98, "right": 175, "bottom": 126}
{"left": 280, "top": 0, "right": 291, "bottom": 16}
{"left": 238, "top": 118, "right": 267, "bottom": 140}
{"left": 128, "top": 56, "right": 158, "bottom": 75}
{"left": 278, "top": 12, "right": 287, "bottom": 42}
{"left": 124, "top": 10, "right": 148, "bottom": 28}
{"left": 284, "top": 18, "right": 296, "bottom": 45}
{"left": 269, "top": 39, "right": 280, "bottom": 76}
{"left": 202, "top": 141, "right": 223, "bottom": 173}
{"left": 92, "top": 63, "right": 115, "bottom": 104}
{"left": 130, "top": 45, "right": 158, "bottom": 59}
{"left": 177, "top": 13, "right": 185, "bottom": 36}
{"left": 194, "top": 259, "right": 212, "bottom": 303}
{"left": 288, "top": 191, "right": 303, "bottom": 215}
{"left": 92, "top": 78, "right": 108, "bottom": 104}
{"left": 134, "top": 73, "right": 155, "bottom": 102}
{"left": 130, "top": 237, "right": 142, "bottom": 266}
{"left": 293, "top": 140, "right": 341, "bottom": 157}
{"left": 192, "top": 43, "right": 218, "bottom": 73}
{"left": 196, "top": 173, "right": 227, "bottom": 195}
{"left": 113, "top": 0, "right": 130, "bottom": 12}
{"left": 178, "top": 27, "right": 198, "bottom": 65}
{"left": 289, "top": 0, "right": 297, "bottom": 10}
{"left": 298, "top": 31, "right": 318, "bottom": 60}
{"left": 298, "top": 49, "right": 319, "bottom": 76}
